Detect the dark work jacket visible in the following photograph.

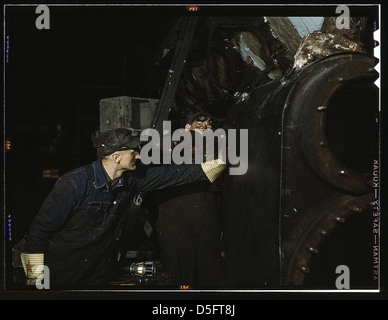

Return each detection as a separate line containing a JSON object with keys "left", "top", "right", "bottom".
{"left": 27, "top": 159, "right": 207, "bottom": 287}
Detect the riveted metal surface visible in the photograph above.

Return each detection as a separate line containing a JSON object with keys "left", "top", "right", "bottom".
{"left": 283, "top": 192, "right": 374, "bottom": 285}
{"left": 283, "top": 53, "right": 378, "bottom": 195}
{"left": 222, "top": 52, "right": 379, "bottom": 288}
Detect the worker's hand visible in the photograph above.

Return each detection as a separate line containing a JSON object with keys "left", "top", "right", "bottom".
{"left": 201, "top": 158, "right": 228, "bottom": 183}
{"left": 20, "top": 253, "right": 45, "bottom": 279}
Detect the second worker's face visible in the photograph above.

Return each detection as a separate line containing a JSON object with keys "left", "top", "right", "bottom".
{"left": 186, "top": 115, "right": 214, "bottom": 132}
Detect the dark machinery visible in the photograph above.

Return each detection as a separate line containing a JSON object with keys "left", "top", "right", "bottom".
{"left": 119, "top": 16, "right": 379, "bottom": 289}
{"left": 5, "top": 8, "right": 379, "bottom": 291}
{"left": 222, "top": 52, "right": 378, "bottom": 288}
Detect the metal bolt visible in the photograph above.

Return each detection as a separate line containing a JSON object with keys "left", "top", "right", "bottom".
{"left": 239, "top": 92, "right": 249, "bottom": 101}
{"left": 320, "top": 141, "right": 328, "bottom": 147}
{"left": 335, "top": 216, "right": 345, "bottom": 223}
{"left": 307, "top": 246, "right": 319, "bottom": 254}
{"left": 299, "top": 265, "right": 310, "bottom": 274}
{"left": 350, "top": 205, "right": 362, "bottom": 213}
{"left": 317, "top": 105, "right": 327, "bottom": 111}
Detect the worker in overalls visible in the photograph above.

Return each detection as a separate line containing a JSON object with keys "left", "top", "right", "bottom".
{"left": 25, "top": 128, "right": 226, "bottom": 287}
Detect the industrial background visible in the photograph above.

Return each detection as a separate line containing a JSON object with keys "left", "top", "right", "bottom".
{"left": 2, "top": 5, "right": 380, "bottom": 290}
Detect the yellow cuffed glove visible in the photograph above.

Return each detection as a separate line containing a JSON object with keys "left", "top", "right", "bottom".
{"left": 201, "top": 158, "right": 228, "bottom": 183}
{"left": 20, "top": 253, "right": 44, "bottom": 279}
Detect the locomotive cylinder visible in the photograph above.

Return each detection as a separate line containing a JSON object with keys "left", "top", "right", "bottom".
{"left": 222, "top": 52, "right": 378, "bottom": 288}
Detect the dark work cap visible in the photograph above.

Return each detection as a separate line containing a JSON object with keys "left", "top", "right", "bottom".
{"left": 185, "top": 112, "right": 214, "bottom": 124}
{"left": 95, "top": 128, "right": 141, "bottom": 158}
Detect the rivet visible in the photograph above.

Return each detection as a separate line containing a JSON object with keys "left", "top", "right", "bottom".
{"left": 339, "top": 170, "right": 348, "bottom": 176}
{"left": 320, "top": 141, "right": 328, "bottom": 147}
{"left": 350, "top": 205, "right": 362, "bottom": 213}
{"left": 338, "top": 77, "right": 345, "bottom": 82}
{"left": 299, "top": 265, "right": 310, "bottom": 274}
{"left": 320, "top": 230, "right": 328, "bottom": 236}
{"left": 335, "top": 216, "right": 345, "bottom": 223}
{"left": 317, "top": 105, "right": 327, "bottom": 111}
{"left": 307, "top": 246, "right": 319, "bottom": 254}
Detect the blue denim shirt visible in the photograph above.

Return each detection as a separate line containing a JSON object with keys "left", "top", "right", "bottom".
{"left": 27, "top": 159, "right": 207, "bottom": 286}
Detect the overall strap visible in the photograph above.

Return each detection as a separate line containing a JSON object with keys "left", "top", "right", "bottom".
{"left": 65, "top": 164, "right": 97, "bottom": 217}
{"left": 80, "top": 164, "right": 96, "bottom": 206}
{"left": 82, "top": 164, "right": 95, "bottom": 186}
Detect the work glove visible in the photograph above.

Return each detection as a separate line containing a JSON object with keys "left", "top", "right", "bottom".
{"left": 20, "top": 253, "right": 44, "bottom": 279}
{"left": 201, "top": 158, "right": 227, "bottom": 183}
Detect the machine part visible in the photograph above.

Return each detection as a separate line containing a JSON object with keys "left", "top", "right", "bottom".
{"left": 152, "top": 16, "right": 199, "bottom": 136}
{"left": 171, "top": 16, "right": 292, "bottom": 121}
{"left": 129, "top": 261, "right": 156, "bottom": 277}
{"left": 283, "top": 53, "right": 378, "bottom": 195}
{"left": 281, "top": 53, "right": 378, "bottom": 287}
{"left": 293, "top": 17, "right": 368, "bottom": 69}
{"left": 222, "top": 52, "right": 378, "bottom": 288}
{"left": 293, "top": 31, "right": 366, "bottom": 69}
{"left": 283, "top": 192, "right": 374, "bottom": 285}
{"left": 98, "top": 96, "right": 158, "bottom": 132}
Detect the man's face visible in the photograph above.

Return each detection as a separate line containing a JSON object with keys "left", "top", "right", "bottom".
{"left": 119, "top": 149, "right": 141, "bottom": 171}
{"left": 185, "top": 114, "right": 214, "bottom": 132}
